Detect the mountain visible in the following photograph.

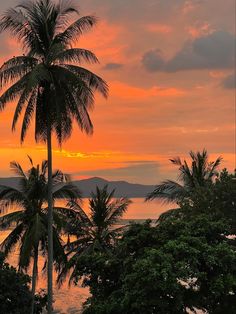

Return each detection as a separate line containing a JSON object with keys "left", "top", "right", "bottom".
{"left": 73, "top": 177, "right": 155, "bottom": 197}
{"left": 0, "top": 177, "right": 20, "bottom": 189}
{"left": 0, "top": 176, "right": 155, "bottom": 198}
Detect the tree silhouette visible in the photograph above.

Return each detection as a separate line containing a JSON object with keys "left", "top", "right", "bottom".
{"left": 146, "top": 149, "right": 222, "bottom": 203}
{"left": 0, "top": 1, "right": 108, "bottom": 311}
{"left": 0, "top": 157, "right": 81, "bottom": 313}
{"left": 59, "top": 185, "right": 131, "bottom": 284}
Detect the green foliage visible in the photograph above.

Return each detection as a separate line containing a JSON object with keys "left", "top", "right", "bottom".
{"left": 78, "top": 170, "right": 236, "bottom": 314}
{"left": 0, "top": 252, "right": 45, "bottom": 313}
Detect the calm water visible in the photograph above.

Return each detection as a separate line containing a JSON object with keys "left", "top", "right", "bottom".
{"left": 0, "top": 198, "right": 170, "bottom": 313}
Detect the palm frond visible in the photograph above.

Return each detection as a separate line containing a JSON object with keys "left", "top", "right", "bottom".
{"left": 51, "top": 64, "right": 95, "bottom": 109}
{"left": 27, "top": 155, "right": 33, "bottom": 166}
{"left": 50, "top": 65, "right": 95, "bottom": 135}
{"left": 55, "top": 0, "right": 79, "bottom": 33}
{"left": 0, "top": 185, "right": 25, "bottom": 208}
{"left": 68, "top": 200, "right": 92, "bottom": 226}
{"left": 20, "top": 89, "right": 38, "bottom": 142}
{"left": 10, "top": 161, "right": 27, "bottom": 178}
{"left": 53, "top": 48, "right": 99, "bottom": 65}
{"left": 41, "top": 159, "right": 48, "bottom": 175}
{"left": 0, "top": 74, "right": 29, "bottom": 111}
{"left": 170, "top": 156, "right": 182, "bottom": 166}
{"left": 0, "top": 7, "right": 44, "bottom": 55}
{"left": 207, "top": 156, "right": 222, "bottom": 179}
{"left": 105, "top": 198, "right": 131, "bottom": 226}
{"left": 0, "top": 223, "right": 25, "bottom": 256}
{"left": 52, "top": 228, "right": 67, "bottom": 271}
{"left": 145, "top": 180, "right": 185, "bottom": 203}
{"left": 18, "top": 225, "right": 35, "bottom": 269}
{"left": 52, "top": 169, "right": 67, "bottom": 183}
{"left": 54, "top": 15, "right": 97, "bottom": 46}
{"left": 63, "top": 64, "right": 109, "bottom": 98}
{"left": 149, "top": 150, "right": 222, "bottom": 203}
{"left": 0, "top": 56, "right": 38, "bottom": 72}
{"left": 0, "top": 58, "right": 38, "bottom": 89}
{"left": 157, "top": 207, "right": 182, "bottom": 223}
{"left": 0, "top": 211, "right": 24, "bottom": 229}
{"left": 19, "top": 212, "right": 46, "bottom": 269}
{"left": 12, "top": 63, "right": 51, "bottom": 133}
{"left": 52, "top": 183, "right": 82, "bottom": 201}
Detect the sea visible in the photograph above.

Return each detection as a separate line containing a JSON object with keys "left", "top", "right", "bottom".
{"left": 0, "top": 198, "right": 170, "bottom": 314}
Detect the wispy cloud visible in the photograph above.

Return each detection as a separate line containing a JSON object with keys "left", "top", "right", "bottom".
{"left": 146, "top": 23, "right": 172, "bottom": 34}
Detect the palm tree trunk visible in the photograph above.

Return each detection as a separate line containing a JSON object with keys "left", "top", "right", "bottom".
{"left": 31, "top": 246, "right": 38, "bottom": 314}
{"left": 47, "top": 123, "right": 53, "bottom": 314}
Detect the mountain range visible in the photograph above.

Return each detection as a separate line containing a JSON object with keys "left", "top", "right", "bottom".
{"left": 0, "top": 176, "right": 156, "bottom": 198}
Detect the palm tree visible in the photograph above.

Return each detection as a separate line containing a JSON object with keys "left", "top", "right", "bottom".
{"left": 0, "top": 1, "right": 108, "bottom": 311}
{"left": 0, "top": 157, "right": 81, "bottom": 313}
{"left": 146, "top": 149, "right": 222, "bottom": 203}
{"left": 59, "top": 185, "right": 131, "bottom": 284}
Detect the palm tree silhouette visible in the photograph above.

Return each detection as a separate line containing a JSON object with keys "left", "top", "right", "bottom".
{"left": 59, "top": 185, "right": 131, "bottom": 284}
{"left": 0, "top": 1, "right": 108, "bottom": 311}
{"left": 0, "top": 157, "right": 81, "bottom": 313}
{"left": 146, "top": 149, "right": 222, "bottom": 203}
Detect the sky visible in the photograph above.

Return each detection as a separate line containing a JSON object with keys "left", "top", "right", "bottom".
{"left": 0, "top": 0, "right": 235, "bottom": 184}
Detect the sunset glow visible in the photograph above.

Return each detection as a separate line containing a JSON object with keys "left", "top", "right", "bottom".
{"left": 0, "top": 0, "right": 235, "bottom": 184}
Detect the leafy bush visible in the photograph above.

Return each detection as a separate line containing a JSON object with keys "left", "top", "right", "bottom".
{"left": 77, "top": 170, "right": 236, "bottom": 314}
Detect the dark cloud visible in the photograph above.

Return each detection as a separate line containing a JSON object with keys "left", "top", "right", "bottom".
{"left": 222, "top": 73, "right": 235, "bottom": 89}
{"left": 103, "top": 63, "right": 123, "bottom": 70}
{"left": 141, "top": 49, "right": 165, "bottom": 72}
{"left": 142, "top": 31, "right": 235, "bottom": 72}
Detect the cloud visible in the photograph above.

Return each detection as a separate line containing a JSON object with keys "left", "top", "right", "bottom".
{"left": 182, "top": 0, "right": 203, "bottom": 14}
{"left": 110, "top": 81, "right": 186, "bottom": 100}
{"left": 142, "top": 31, "right": 235, "bottom": 72}
{"left": 141, "top": 49, "right": 165, "bottom": 72}
{"left": 222, "top": 73, "right": 235, "bottom": 89}
{"left": 83, "top": 0, "right": 186, "bottom": 23}
{"left": 103, "top": 63, "right": 123, "bottom": 70}
{"left": 145, "top": 23, "right": 172, "bottom": 34}
{"left": 51, "top": 149, "right": 116, "bottom": 159}
{"left": 187, "top": 23, "right": 213, "bottom": 39}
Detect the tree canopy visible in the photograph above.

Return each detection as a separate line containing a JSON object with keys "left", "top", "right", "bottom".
{"left": 0, "top": 252, "right": 46, "bottom": 313}
{"left": 75, "top": 170, "right": 236, "bottom": 314}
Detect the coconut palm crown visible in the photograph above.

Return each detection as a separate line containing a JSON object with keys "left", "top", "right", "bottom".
{"left": 0, "top": 157, "right": 81, "bottom": 313}
{"left": 146, "top": 149, "right": 222, "bottom": 203}
{"left": 0, "top": 0, "right": 108, "bottom": 143}
{"left": 0, "top": 1, "right": 108, "bottom": 311}
{"left": 59, "top": 185, "right": 131, "bottom": 284}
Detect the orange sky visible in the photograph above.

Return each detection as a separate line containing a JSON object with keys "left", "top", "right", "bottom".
{"left": 0, "top": 0, "right": 235, "bottom": 184}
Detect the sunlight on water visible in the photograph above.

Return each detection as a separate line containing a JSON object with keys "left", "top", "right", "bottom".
{"left": 0, "top": 198, "right": 171, "bottom": 313}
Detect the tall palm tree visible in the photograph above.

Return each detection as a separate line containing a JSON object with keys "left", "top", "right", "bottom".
{"left": 146, "top": 149, "right": 222, "bottom": 203}
{"left": 0, "top": 1, "right": 108, "bottom": 311}
{"left": 0, "top": 157, "right": 81, "bottom": 314}
{"left": 59, "top": 185, "right": 131, "bottom": 284}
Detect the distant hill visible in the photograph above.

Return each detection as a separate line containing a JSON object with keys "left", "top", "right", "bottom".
{"left": 0, "top": 177, "right": 20, "bottom": 189}
{"left": 0, "top": 176, "right": 155, "bottom": 198}
{"left": 73, "top": 177, "right": 155, "bottom": 197}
